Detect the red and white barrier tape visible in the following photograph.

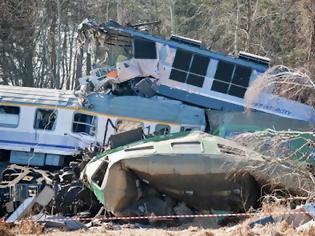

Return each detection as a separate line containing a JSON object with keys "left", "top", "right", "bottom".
{"left": 0, "top": 210, "right": 309, "bottom": 223}
{"left": 78, "top": 211, "right": 308, "bottom": 221}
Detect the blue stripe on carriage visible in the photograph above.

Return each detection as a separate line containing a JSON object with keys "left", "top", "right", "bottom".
{"left": 0, "top": 139, "right": 76, "bottom": 150}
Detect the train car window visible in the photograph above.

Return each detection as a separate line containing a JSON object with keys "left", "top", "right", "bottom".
{"left": 228, "top": 85, "right": 247, "bottom": 98}
{"left": 170, "top": 50, "right": 209, "bottom": 88}
{"left": 134, "top": 38, "right": 157, "bottom": 59}
{"left": 169, "top": 69, "right": 187, "bottom": 83}
{"left": 190, "top": 55, "right": 210, "bottom": 76}
{"left": 232, "top": 65, "right": 252, "bottom": 87}
{"left": 180, "top": 126, "right": 201, "bottom": 131}
{"left": 214, "top": 61, "right": 234, "bottom": 83}
{"left": 115, "top": 119, "right": 144, "bottom": 134}
{"left": 186, "top": 73, "right": 205, "bottom": 87}
{"left": 212, "top": 61, "right": 252, "bottom": 98}
{"left": 34, "top": 109, "right": 57, "bottom": 130}
{"left": 211, "top": 80, "right": 229, "bottom": 93}
{"left": 72, "top": 113, "right": 96, "bottom": 136}
{"left": 155, "top": 124, "right": 170, "bottom": 135}
{"left": 172, "top": 49, "right": 192, "bottom": 70}
{"left": 92, "top": 160, "right": 108, "bottom": 187}
{"left": 0, "top": 106, "right": 20, "bottom": 128}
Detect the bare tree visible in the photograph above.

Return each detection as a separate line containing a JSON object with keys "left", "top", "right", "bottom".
{"left": 245, "top": 65, "right": 315, "bottom": 109}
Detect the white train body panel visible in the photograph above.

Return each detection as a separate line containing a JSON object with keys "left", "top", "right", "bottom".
{"left": 0, "top": 86, "right": 205, "bottom": 166}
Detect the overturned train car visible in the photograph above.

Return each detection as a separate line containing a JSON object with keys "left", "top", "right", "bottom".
{"left": 81, "top": 131, "right": 314, "bottom": 217}
{"left": 0, "top": 85, "right": 205, "bottom": 167}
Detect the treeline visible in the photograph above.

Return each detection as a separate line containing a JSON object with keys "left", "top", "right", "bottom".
{"left": 0, "top": 0, "right": 314, "bottom": 89}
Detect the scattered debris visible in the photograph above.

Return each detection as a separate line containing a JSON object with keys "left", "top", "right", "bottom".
{"left": 0, "top": 222, "right": 14, "bottom": 236}
{"left": 6, "top": 197, "right": 36, "bottom": 223}
{"left": 249, "top": 203, "right": 315, "bottom": 230}
{"left": 33, "top": 213, "right": 87, "bottom": 231}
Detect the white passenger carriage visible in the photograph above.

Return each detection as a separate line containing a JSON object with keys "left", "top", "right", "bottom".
{"left": 0, "top": 85, "right": 205, "bottom": 167}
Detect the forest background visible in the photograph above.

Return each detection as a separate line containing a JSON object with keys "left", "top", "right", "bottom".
{"left": 0, "top": 0, "right": 314, "bottom": 89}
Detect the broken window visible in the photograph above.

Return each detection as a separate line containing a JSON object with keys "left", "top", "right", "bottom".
{"left": 134, "top": 37, "right": 157, "bottom": 59}
{"left": 92, "top": 160, "right": 108, "bottom": 187}
{"left": 115, "top": 119, "right": 144, "bottom": 134}
{"left": 107, "top": 44, "right": 133, "bottom": 66}
{"left": 155, "top": 124, "right": 170, "bottom": 135}
{"left": 170, "top": 49, "right": 210, "bottom": 88}
{"left": 180, "top": 126, "right": 201, "bottom": 132}
{"left": 34, "top": 109, "right": 57, "bottom": 130}
{"left": 211, "top": 61, "right": 252, "bottom": 98}
{"left": 72, "top": 113, "right": 96, "bottom": 136}
{"left": 0, "top": 106, "right": 20, "bottom": 128}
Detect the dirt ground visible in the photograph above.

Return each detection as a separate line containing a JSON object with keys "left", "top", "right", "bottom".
{"left": 2, "top": 216, "right": 315, "bottom": 236}
{"left": 2, "top": 221, "right": 315, "bottom": 236}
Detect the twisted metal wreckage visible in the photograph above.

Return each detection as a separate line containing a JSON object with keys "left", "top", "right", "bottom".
{"left": 0, "top": 19, "right": 314, "bottom": 226}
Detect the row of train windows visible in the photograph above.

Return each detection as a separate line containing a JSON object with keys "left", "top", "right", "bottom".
{"left": 169, "top": 49, "right": 253, "bottom": 98}
{"left": 0, "top": 105, "right": 173, "bottom": 136}
{"left": 0, "top": 106, "right": 97, "bottom": 136}
{"left": 133, "top": 37, "right": 254, "bottom": 98}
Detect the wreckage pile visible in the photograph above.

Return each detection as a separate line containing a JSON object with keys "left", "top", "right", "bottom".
{"left": 0, "top": 18, "right": 314, "bottom": 234}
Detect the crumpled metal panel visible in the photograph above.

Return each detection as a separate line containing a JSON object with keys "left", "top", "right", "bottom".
{"left": 82, "top": 131, "right": 315, "bottom": 216}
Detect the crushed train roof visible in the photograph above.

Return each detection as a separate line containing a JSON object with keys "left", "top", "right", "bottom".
{"left": 0, "top": 85, "right": 205, "bottom": 126}
{"left": 0, "top": 85, "right": 78, "bottom": 107}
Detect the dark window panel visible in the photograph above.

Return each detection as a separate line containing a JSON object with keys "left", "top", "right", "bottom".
{"left": 134, "top": 37, "right": 157, "bottom": 59}
{"left": 74, "top": 113, "right": 94, "bottom": 124}
{"left": 214, "top": 61, "right": 234, "bottom": 83}
{"left": 186, "top": 73, "right": 205, "bottom": 87}
{"left": 232, "top": 65, "right": 252, "bottom": 87}
{"left": 172, "top": 49, "right": 192, "bottom": 70}
{"left": 211, "top": 80, "right": 229, "bottom": 94}
{"left": 169, "top": 69, "right": 187, "bottom": 83}
{"left": 228, "top": 85, "right": 247, "bottom": 98}
{"left": 190, "top": 55, "right": 210, "bottom": 76}
{"left": 0, "top": 106, "right": 20, "bottom": 114}
{"left": 34, "top": 109, "right": 57, "bottom": 130}
{"left": 72, "top": 123, "right": 94, "bottom": 134}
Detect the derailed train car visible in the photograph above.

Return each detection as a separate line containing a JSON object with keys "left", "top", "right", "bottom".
{"left": 0, "top": 85, "right": 205, "bottom": 166}
{"left": 78, "top": 19, "right": 315, "bottom": 124}
{"left": 81, "top": 131, "right": 314, "bottom": 217}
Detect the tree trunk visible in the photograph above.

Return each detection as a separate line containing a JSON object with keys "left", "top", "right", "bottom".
{"left": 86, "top": 52, "right": 91, "bottom": 75}
{"left": 169, "top": 0, "right": 176, "bottom": 34}
{"left": 56, "top": 0, "right": 62, "bottom": 89}
{"left": 75, "top": 48, "right": 83, "bottom": 89}
{"left": 234, "top": 0, "right": 240, "bottom": 55}
{"left": 246, "top": 0, "right": 253, "bottom": 51}
{"left": 22, "top": 50, "right": 34, "bottom": 87}
{"left": 309, "top": 14, "right": 315, "bottom": 80}
{"left": 49, "top": 14, "right": 57, "bottom": 88}
{"left": 116, "top": 0, "right": 123, "bottom": 24}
